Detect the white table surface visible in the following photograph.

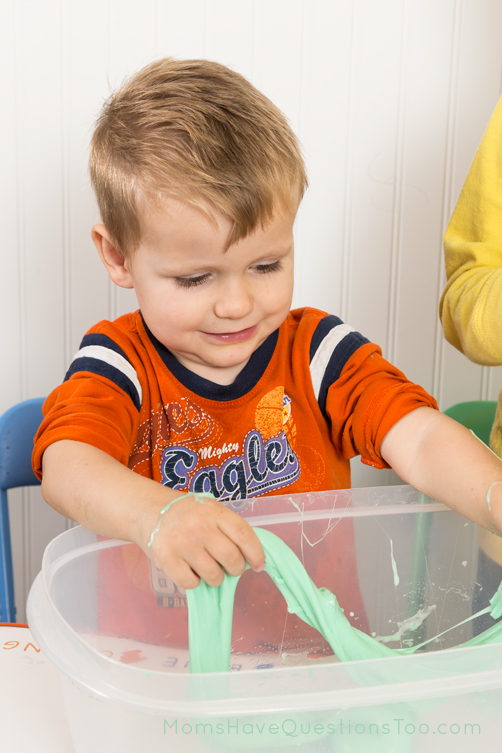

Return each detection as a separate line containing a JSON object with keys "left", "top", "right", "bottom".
{"left": 0, "top": 624, "right": 74, "bottom": 752}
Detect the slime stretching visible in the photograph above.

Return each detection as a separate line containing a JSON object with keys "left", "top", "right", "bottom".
{"left": 187, "top": 527, "right": 502, "bottom": 674}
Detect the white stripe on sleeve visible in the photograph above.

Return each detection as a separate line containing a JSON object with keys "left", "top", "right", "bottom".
{"left": 72, "top": 345, "right": 143, "bottom": 404}
{"left": 309, "top": 323, "right": 355, "bottom": 400}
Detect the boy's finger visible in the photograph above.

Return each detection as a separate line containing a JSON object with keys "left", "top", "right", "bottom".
{"left": 217, "top": 514, "right": 265, "bottom": 572}
{"left": 185, "top": 549, "right": 227, "bottom": 587}
{"left": 205, "top": 533, "right": 248, "bottom": 578}
{"left": 161, "top": 559, "right": 201, "bottom": 591}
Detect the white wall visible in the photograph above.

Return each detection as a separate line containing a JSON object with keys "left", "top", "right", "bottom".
{"left": 2, "top": 0, "right": 502, "bottom": 620}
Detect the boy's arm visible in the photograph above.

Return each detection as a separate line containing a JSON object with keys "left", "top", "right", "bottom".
{"left": 380, "top": 406, "right": 502, "bottom": 533}
{"left": 41, "top": 439, "right": 265, "bottom": 588}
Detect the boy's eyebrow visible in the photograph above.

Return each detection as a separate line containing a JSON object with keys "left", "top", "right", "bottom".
{"left": 247, "top": 244, "right": 294, "bottom": 261}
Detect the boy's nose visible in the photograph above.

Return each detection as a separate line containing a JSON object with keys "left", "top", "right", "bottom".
{"left": 214, "top": 279, "right": 254, "bottom": 320}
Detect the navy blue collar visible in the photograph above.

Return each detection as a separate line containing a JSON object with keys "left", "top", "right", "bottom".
{"left": 141, "top": 315, "right": 279, "bottom": 401}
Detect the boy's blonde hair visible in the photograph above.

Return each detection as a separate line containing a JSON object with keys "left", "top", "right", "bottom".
{"left": 90, "top": 58, "right": 307, "bottom": 255}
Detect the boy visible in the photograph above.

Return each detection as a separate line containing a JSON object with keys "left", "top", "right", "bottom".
{"left": 34, "top": 59, "right": 502, "bottom": 639}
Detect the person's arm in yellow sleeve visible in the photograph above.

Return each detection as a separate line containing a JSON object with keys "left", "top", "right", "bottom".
{"left": 440, "top": 95, "right": 502, "bottom": 365}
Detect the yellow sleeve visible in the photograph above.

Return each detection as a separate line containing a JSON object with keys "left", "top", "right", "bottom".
{"left": 440, "top": 95, "right": 502, "bottom": 365}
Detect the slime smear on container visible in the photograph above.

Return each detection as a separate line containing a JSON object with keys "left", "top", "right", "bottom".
{"left": 389, "top": 538, "right": 400, "bottom": 586}
{"left": 187, "top": 527, "right": 502, "bottom": 673}
{"left": 374, "top": 604, "right": 436, "bottom": 644}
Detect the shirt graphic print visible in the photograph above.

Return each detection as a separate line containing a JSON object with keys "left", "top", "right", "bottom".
{"left": 130, "top": 387, "right": 300, "bottom": 509}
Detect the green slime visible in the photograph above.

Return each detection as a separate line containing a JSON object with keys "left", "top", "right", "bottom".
{"left": 187, "top": 527, "right": 502, "bottom": 674}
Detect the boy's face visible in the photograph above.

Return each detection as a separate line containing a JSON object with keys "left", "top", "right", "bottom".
{"left": 94, "top": 198, "right": 295, "bottom": 385}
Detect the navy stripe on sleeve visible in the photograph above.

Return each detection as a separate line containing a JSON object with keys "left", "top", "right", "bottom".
{"left": 309, "top": 316, "right": 369, "bottom": 419}
{"left": 64, "top": 333, "right": 142, "bottom": 411}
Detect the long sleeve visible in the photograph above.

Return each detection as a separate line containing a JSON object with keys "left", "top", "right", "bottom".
{"left": 440, "top": 95, "right": 502, "bottom": 365}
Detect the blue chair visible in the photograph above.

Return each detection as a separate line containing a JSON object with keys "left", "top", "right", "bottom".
{"left": 0, "top": 398, "right": 45, "bottom": 622}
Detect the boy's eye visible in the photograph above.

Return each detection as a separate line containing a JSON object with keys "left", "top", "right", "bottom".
{"left": 174, "top": 273, "right": 211, "bottom": 289}
{"left": 254, "top": 260, "right": 283, "bottom": 274}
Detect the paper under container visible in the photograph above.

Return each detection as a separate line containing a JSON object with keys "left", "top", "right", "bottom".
{"left": 27, "top": 485, "right": 502, "bottom": 752}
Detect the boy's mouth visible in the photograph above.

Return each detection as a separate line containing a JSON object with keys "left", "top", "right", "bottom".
{"left": 202, "top": 324, "right": 258, "bottom": 343}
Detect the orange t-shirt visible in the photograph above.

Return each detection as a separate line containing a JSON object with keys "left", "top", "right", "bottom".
{"left": 33, "top": 307, "right": 437, "bottom": 655}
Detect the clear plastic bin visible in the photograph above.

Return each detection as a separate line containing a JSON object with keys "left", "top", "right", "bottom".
{"left": 27, "top": 485, "right": 502, "bottom": 752}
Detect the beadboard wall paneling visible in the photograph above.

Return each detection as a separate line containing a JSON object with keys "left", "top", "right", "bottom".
{"left": 0, "top": 0, "right": 23, "bottom": 414}
{"left": 62, "top": 0, "right": 112, "bottom": 353}
{"left": 2, "top": 0, "right": 502, "bottom": 621}
{"left": 389, "top": 0, "right": 456, "bottom": 388}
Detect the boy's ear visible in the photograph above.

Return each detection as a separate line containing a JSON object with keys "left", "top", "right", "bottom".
{"left": 92, "top": 224, "right": 134, "bottom": 289}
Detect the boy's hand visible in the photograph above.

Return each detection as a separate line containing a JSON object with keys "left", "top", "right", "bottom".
{"left": 146, "top": 495, "right": 266, "bottom": 589}
{"left": 41, "top": 441, "right": 265, "bottom": 590}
